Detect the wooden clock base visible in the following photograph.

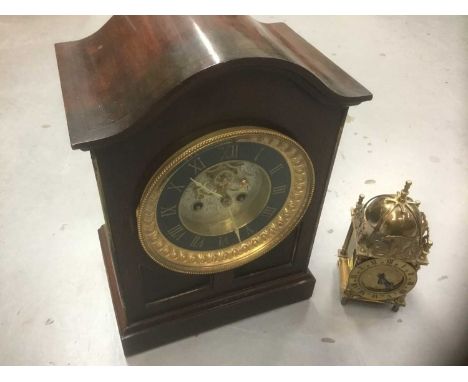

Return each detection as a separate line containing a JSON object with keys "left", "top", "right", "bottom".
{"left": 98, "top": 225, "right": 315, "bottom": 356}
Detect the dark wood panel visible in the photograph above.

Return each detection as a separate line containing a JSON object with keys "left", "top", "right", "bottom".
{"left": 140, "top": 265, "right": 211, "bottom": 305}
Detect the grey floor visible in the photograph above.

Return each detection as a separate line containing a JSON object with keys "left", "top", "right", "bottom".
{"left": 0, "top": 16, "right": 467, "bottom": 365}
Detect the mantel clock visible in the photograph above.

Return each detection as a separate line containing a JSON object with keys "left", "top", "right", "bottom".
{"left": 56, "top": 15, "right": 372, "bottom": 355}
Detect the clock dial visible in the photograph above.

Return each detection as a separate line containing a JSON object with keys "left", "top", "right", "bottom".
{"left": 137, "top": 126, "right": 314, "bottom": 274}
{"left": 347, "top": 258, "right": 417, "bottom": 301}
{"left": 157, "top": 141, "right": 290, "bottom": 251}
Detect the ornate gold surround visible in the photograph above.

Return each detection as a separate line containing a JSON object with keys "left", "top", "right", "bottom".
{"left": 137, "top": 126, "right": 315, "bottom": 274}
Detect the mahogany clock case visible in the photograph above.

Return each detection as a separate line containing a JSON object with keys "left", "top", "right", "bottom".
{"left": 55, "top": 16, "right": 372, "bottom": 355}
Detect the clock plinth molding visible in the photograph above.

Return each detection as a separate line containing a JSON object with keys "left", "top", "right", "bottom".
{"left": 56, "top": 15, "right": 372, "bottom": 355}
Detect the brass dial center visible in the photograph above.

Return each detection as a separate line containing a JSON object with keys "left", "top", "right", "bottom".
{"left": 179, "top": 160, "right": 271, "bottom": 237}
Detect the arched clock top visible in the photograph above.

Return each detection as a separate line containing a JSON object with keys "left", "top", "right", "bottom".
{"left": 55, "top": 15, "right": 372, "bottom": 150}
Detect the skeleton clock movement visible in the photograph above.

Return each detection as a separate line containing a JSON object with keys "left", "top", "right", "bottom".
{"left": 55, "top": 15, "right": 372, "bottom": 355}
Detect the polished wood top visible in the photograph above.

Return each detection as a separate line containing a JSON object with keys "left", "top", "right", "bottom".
{"left": 55, "top": 16, "right": 372, "bottom": 150}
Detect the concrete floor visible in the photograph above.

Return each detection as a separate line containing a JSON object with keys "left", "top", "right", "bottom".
{"left": 0, "top": 16, "right": 467, "bottom": 365}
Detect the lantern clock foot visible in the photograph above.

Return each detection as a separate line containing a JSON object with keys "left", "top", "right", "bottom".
{"left": 391, "top": 304, "right": 400, "bottom": 312}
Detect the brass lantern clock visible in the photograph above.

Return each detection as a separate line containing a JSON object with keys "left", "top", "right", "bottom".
{"left": 338, "top": 181, "right": 432, "bottom": 311}
{"left": 56, "top": 15, "right": 372, "bottom": 355}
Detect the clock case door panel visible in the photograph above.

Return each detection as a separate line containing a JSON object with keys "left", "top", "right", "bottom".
{"left": 91, "top": 67, "right": 348, "bottom": 349}
{"left": 56, "top": 16, "right": 372, "bottom": 355}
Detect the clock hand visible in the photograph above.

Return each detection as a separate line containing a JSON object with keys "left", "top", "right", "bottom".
{"left": 190, "top": 177, "right": 223, "bottom": 198}
{"left": 190, "top": 178, "right": 240, "bottom": 241}
{"left": 377, "top": 273, "right": 394, "bottom": 290}
{"left": 227, "top": 206, "right": 241, "bottom": 243}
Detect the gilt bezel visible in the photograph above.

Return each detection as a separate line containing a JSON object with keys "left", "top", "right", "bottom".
{"left": 136, "top": 126, "right": 315, "bottom": 274}
{"left": 347, "top": 258, "right": 418, "bottom": 301}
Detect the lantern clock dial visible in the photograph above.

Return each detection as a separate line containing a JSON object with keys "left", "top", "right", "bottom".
{"left": 347, "top": 258, "right": 418, "bottom": 301}
{"left": 137, "top": 127, "right": 315, "bottom": 274}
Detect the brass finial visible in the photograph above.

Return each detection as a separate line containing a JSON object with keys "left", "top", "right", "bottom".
{"left": 398, "top": 180, "right": 412, "bottom": 202}
{"left": 356, "top": 194, "right": 365, "bottom": 208}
